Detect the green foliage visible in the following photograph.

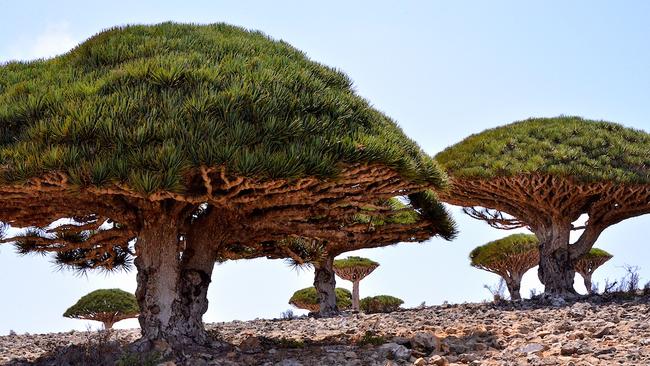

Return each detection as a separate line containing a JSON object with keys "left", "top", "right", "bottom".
{"left": 115, "top": 351, "right": 162, "bottom": 366}
{"left": 333, "top": 256, "right": 378, "bottom": 270}
{"left": 469, "top": 234, "right": 538, "bottom": 267}
{"left": 289, "top": 287, "right": 352, "bottom": 309}
{"left": 436, "top": 116, "right": 650, "bottom": 184}
{"left": 357, "top": 330, "right": 386, "bottom": 346}
{"left": 63, "top": 289, "right": 139, "bottom": 319}
{"left": 0, "top": 22, "right": 445, "bottom": 193}
{"left": 581, "top": 247, "right": 613, "bottom": 260}
{"left": 360, "top": 295, "right": 404, "bottom": 313}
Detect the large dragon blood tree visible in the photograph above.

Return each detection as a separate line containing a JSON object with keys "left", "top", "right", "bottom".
{"left": 469, "top": 234, "right": 539, "bottom": 300}
{"left": 436, "top": 116, "right": 650, "bottom": 297}
{"left": 574, "top": 248, "right": 612, "bottom": 294}
{"left": 233, "top": 191, "right": 456, "bottom": 316}
{"left": 0, "top": 23, "right": 450, "bottom": 349}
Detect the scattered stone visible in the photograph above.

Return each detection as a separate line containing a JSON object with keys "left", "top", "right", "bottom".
{"left": 1, "top": 297, "right": 649, "bottom": 365}
{"left": 519, "top": 343, "right": 546, "bottom": 354}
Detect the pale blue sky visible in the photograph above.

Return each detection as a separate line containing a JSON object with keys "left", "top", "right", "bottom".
{"left": 1, "top": 1, "right": 649, "bottom": 335}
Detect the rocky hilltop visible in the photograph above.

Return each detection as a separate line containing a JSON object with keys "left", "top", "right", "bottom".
{"left": 1, "top": 295, "right": 649, "bottom": 365}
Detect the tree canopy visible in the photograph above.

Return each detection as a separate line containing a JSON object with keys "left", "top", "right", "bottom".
{"left": 469, "top": 234, "right": 538, "bottom": 268}
{"left": 333, "top": 256, "right": 379, "bottom": 270}
{"left": 289, "top": 287, "right": 352, "bottom": 312}
{"left": 0, "top": 22, "right": 445, "bottom": 191}
{"left": 63, "top": 289, "right": 139, "bottom": 328}
{"left": 436, "top": 116, "right": 650, "bottom": 184}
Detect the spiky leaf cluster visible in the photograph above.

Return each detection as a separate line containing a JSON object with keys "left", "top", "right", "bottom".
{"left": 63, "top": 288, "right": 139, "bottom": 319}
{"left": 359, "top": 295, "right": 403, "bottom": 313}
{"left": 288, "top": 287, "right": 352, "bottom": 311}
{"left": 333, "top": 256, "right": 379, "bottom": 270}
{"left": 469, "top": 234, "right": 538, "bottom": 268}
{"left": 436, "top": 116, "right": 650, "bottom": 184}
{"left": 0, "top": 22, "right": 445, "bottom": 193}
{"left": 578, "top": 247, "right": 612, "bottom": 261}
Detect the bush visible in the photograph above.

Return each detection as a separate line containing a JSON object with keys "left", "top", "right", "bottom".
{"left": 360, "top": 295, "right": 404, "bottom": 313}
{"left": 289, "top": 287, "right": 352, "bottom": 312}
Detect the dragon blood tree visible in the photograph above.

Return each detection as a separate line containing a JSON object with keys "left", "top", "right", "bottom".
{"left": 469, "top": 234, "right": 539, "bottom": 300}
{"left": 333, "top": 256, "right": 379, "bottom": 311}
{"left": 0, "top": 23, "right": 449, "bottom": 349}
{"left": 64, "top": 289, "right": 139, "bottom": 329}
{"left": 574, "top": 248, "right": 612, "bottom": 294}
{"left": 436, "top": 116, "right": 650, "bottom": 297}
{"left": 243, "top": 192, "right": 456, "bottom": 316}
{"left": 289, "top": 287, "right": 352, "bottom": 313}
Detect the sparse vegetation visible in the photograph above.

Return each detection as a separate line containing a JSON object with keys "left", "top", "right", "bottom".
{"left": 484, "top": 279, "right": 508, "bottom": 302}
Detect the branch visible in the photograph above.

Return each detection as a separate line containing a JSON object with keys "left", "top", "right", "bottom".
{"left": 462, "top": 207, "right": 528, "bottom": 230}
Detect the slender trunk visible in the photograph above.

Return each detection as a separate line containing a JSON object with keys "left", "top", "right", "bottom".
{"left": 536, "top": 225, "right": 577, "bottom": 297}
{"left": 102, "top": 320, "right": 115, "bottom": 330}
{"left": 582, "top": 273, "right": 594, "bottom": 294}
{"left": 352, "top": 280, "right": 360, "bottom": 311}
{"left": 314, "top": 255, "right": 338, "bottom": 317}
{"left": 135, "top": 212, "right": 215, "bottom": 350}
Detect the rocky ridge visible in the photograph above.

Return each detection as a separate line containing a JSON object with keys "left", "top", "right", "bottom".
{"left": 1, "top": 295, "right": 649, "bottom": 365}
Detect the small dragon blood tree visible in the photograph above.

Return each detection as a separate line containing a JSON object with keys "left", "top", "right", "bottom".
{"left": 333, "top": 256, "right": 379, "bottom": 311}
{"left": 574, "top": 248, "right": 613, "bottom": 294}
{"left": 249, "top": 192, "right": 455, "bottom": 317}
{"left": 0, "top": 23, "right": 449, "bottom": 350}
{"left": 64, "top": 289, "right": 139, "bottom": 329}
{"left": 289, "top": 287, "right": 352, "bottom": 313}
{"left": 360, "top": 295, "right": 403, "bottom": 313}
{"left": 469, "top": 234, "right": 539, "bottom": 300}
{"left": 436, "top": 116, "right": 650, "bottom": 297}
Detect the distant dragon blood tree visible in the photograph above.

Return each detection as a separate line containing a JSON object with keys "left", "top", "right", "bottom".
{"left": 0, "top": 23, "right": 451, "bottom": 350}
{"left": 251, "top": 193, "right": 455, "bottom": 317}
{"left": 289, "top": 287, "right": 352, "bottom": 313}
{"left": 64, "top": 289, "right": 139, "bottom": 329}
{"left": 436, "top": 117, "right": 650, "bottom": 297}
{"left": 574, "top": 248, "right": 612, "bottom": 294}
{"left": 469, "top": 234, "right": 539, "bottom": 300}
{"left": 334, "top": 256, "right": 379, "bottom": 311}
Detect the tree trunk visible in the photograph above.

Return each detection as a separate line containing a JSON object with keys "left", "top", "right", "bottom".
{"left": 134, "top": 212, "right": 216, "bottom": 350}
{"left": 102, "top": 320, "right": 115, "bottom": 330}
{"left": 536, "top": 225, "right": 577, "bottom": 297}
{"left": 352, "top": 280, "right": 360, "bottom": 311}
{"left": 581, "top": 272, "right": 594, "bottom": 294}
{"left": 505, "top": 274, "right": 522, "bottom": 300}
{"left": 314, "top": 255, "right": 338, "bottom": 317}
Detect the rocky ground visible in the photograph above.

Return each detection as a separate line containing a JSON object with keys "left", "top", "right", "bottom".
{"left": 1, "top": 294, "right": 649, "bottom": 365}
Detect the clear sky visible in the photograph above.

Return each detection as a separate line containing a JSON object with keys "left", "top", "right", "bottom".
{"left": 1, "top": 1, "right": 649, "bottom": 335}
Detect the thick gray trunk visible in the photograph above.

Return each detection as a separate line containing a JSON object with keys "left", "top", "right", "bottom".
{"left": 352, "top": 280, "right": 360, "bottom": 311}
{"left": 135, "top": 214, "right": 215, "bottom": 349}
{"left": 314, "top": 255, "right": 338, "bottom": 317}
{"left": 505, "top": 273, "right": 522, "bottom": 300}
{"left": 536, "top": 226, "right": 577, "bottom": 297}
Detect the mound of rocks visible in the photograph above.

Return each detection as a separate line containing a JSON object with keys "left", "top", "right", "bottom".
{"left": 1, "top": 295, "right": 649, "bottom": 365}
